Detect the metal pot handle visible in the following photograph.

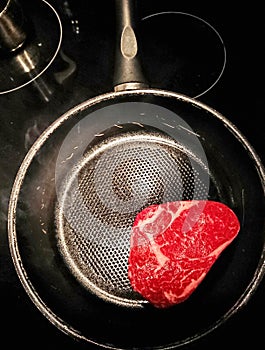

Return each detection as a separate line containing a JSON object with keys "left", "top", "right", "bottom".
{"left": 113, "top": 0, "right": 149, "bottom": 91}
{"left": 0, "top": 0, "right": 29, "bottom": 53}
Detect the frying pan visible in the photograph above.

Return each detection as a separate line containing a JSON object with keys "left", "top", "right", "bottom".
{"left": 7, "top": 0, "right": 265, "bottom": 349}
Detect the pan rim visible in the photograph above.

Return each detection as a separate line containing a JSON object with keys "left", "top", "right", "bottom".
{"left": 7, "top": 88, "right": 265, "bottom": 349}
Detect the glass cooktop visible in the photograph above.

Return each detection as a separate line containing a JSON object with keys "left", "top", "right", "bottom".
{"left": 0, "top": 0, "right": 264, "bottom": 349}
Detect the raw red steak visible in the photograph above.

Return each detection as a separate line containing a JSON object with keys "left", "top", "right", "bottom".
{"left": 128, "top": 200, "right": 240, "bottom": 308}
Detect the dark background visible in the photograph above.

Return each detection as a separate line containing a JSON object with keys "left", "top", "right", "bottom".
{"left": 0, "top": 0, "right": 265, "bottom": 348}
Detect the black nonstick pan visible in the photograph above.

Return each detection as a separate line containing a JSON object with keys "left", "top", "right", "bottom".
{"left": 7, "top": 0, "right": 265, "bottom": 349}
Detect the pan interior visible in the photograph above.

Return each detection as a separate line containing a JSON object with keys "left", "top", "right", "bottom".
{"left": 55, "top": 128, "right": 211, "bottom": 307}
{"left": 9, "top": 94, "right": 265, "bottom": 349}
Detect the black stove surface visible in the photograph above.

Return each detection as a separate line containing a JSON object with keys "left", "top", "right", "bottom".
{"left": 1, "top": 0, "right": 265, "bottom": 348}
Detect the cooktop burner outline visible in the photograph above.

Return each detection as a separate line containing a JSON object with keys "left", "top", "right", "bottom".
{"left": 0, "top": 0, "right": 62, "bottom": 95}
{"left": 141, "top": 11, "right": 227, "bottom": 98}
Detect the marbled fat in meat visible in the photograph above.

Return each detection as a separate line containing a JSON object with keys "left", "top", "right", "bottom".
{"left": 128, "top": 200, "right": 240, "bottom": 308}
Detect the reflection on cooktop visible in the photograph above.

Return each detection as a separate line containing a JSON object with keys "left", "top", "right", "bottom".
{"left": 0, "top": 0, "right": 265, "bottom": 349}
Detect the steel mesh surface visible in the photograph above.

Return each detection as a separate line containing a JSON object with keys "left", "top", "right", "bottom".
{"left": 56, "top": 133, "right": 209, "bottom": 305}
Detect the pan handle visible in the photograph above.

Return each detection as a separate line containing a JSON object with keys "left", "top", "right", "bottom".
{"left": 113, "top": 0, "right": 149, "bottom": 91}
